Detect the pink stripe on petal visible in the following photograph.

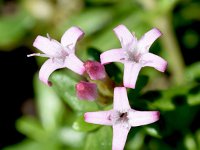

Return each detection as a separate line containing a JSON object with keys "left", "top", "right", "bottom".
{"left": 112, "top": 124, "right": 130, "bottom": 150}
{"left": 141, "top": 53, "right": 167, "bottom": 72}
{"left": 113, "top": 25, "right": 137, "bottom": 49}
{"left": 61, "top": 26, "right": 84, "bottom": 52}
{"left": 33, "top": 36, "right": 63, "bottom": 57}
{"left": 138, "top": 28, "right": 162, "bottom": 53}
{"left": 123, "top": 62, "right": 142, "bottom": 88}
{"left": 39, "top": 59, "right": 64, "bottom": 86}
{"left": 100, "top": 49, "right": 126, "bottom": 65}
{"left": 64, "top": 54, "right": 85, "bottom": 75}
{"left": 84, "top": 110, "right": 113, "bottom": 126}
{"left": 114, "top": 87, "right": 130, "bottom": 112}
{"left": 128, "top": 110, "right": 160, "bottom": 127}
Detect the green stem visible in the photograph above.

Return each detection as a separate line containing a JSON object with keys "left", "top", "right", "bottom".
{"left": 153, "top": 14, "right": 185, "bottom": 85}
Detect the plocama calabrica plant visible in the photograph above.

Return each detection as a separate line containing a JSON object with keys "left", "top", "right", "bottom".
{"left": 28, "top": 24, "right": 167, "bottom": 150}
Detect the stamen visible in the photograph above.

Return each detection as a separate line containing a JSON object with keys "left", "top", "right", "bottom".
{"left": 47, "top": 33, "right": 52, "bottom": 41}
{"left": 27, "top": 53, "right": 50, "bottom": 58}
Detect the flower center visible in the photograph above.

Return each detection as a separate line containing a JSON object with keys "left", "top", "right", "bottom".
{"left": 111, "top": 111, "right": 129, "bottom": 124}
{"left": 126, "top": 50, "right": 141, "bottom": 63}
{"left": 119, "top": 112, "right": 128, "bottom": 122}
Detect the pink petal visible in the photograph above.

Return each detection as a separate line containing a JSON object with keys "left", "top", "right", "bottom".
{"left": 138, "top": 28, "right": 162, "bottom": 53}
{"left": 33, "top": 36, "right": 63, "bottom": 57}
{"left": 141, "top": 53, "right": 167, "bottom": 72}
{"left": 64, "top": 54, "right": 85, "bottom": 75}
{"left": 39, "top": 59, "right": 64, "bottom": 86}
{"left": 84, "top": 60, "right": 106, "bottom": 80}
{"left": 128, "top": 110, "right": 160, "bottom": 127}
{"left": 76, "top": 81, "right": 97, "bottom": 101}
{"left": 100, "top": 49, "right": 126, "bottom": 65}
{"left": 123, "top": 62, "right": 142, "bottom": 88}
{"left": 114, "top": 87, "right": 130, "bottom": 112}
{"left": 112, "top": 124, "right": 130, "bottom": 150}
{"left": 84, "top": 110, "right": 113, "bottom": 126}
{"left": 61, "top": 26, "right": 84, "bottom": 52}
{"left": 113, "top": 25, "right": 137, "bottom": 49}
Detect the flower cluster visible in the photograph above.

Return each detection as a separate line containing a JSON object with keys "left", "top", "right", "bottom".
{"left": 28, "top": 25, "right": 167, "bottom": 150}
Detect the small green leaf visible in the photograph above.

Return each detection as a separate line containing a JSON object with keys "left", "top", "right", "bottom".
{"left": 185, "top": 62, "right": 200, "bottom": 83}
{"left": 16, "top": 116, "right": 48, "bottom": 141}
{"left": 126, "top": 131, "right": 145, "bottom": 150}
{"left": 144, "top": 127, "right": 161, "bottom": 138}
{"left": 84, "top": 126, "right": 112, "bottom": 150}
{"left": 72, "top": 114, "right": 99, "bottom": 132}
{"left": 34, "top": 74, "right": 65, "bottom": 131}
{"left": 51, "top": 70, "right": 99, "bottom": 112}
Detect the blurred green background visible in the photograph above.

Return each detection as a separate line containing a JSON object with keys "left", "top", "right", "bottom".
{"left": 0, "top": 0, "right": 200, "bottom": 150}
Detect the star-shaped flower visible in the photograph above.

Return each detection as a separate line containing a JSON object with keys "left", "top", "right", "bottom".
{"left": 100, "top": 25, "right": 167, "bottom": 88}
{"left": 84, "top": 87, "right": 159, "bottom": 150}
{"left": 28, "top": 27, "right": 85, "bottom": 86}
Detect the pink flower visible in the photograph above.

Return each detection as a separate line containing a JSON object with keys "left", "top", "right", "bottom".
{"left": 84, "top": 87, "right": 159, "bottom": 150}
{"left": 28, "top": 27, "right": 85, "bottom": 86}
{"left": 84, "top": 60, "right": 106, "bottom": 80}
{"left": 76, "top": 81, "right": 98, "bottom": 101}
{"left": 101, "top": 25, "right": 167, "bottom": 88}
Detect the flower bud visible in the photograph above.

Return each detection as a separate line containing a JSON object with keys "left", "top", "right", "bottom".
{"left": 84, "top": 60, "right": 106, "bottom": 80}
{"left": 76, "top": 81, "right": 97, "bottom": 101}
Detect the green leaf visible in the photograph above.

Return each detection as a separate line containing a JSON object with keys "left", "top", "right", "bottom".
{"left": 126, "top": 131, "right": 145, "bottom": 150}
{"left": 0, "top": 9, "right": 35, "bottom": 49}
{"left": 3, "top": 139, "right": 61, "bottom": 150}
{"left": 34, "top": 74, "right": 65, "bottom": 131}
{"left": 58, "top": 127, "right": 85, "bottom": 148}
{"left": 84, "top": 126, "right": 112, "bottom": 150}
{"left": 184, "top": 62, "right": 200, "bottom": 83}
{"left": 72, "top": 114, "right": 99, "bottom": 132}
{"left": 57, "top": 8, "right": 113, "bottom": 37}
{"left": 184, "top": 134, "right": 198, "bottom": 150}
{"left": 144, "top": 127, "right": 161, "bottom": 138}
{"left": 51, "top": 70, "right": 99, "bottom": 112}
{"left": 16, "top": 116, "right": 48, "bottom": 141}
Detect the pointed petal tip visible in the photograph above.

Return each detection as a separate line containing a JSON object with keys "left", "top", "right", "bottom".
{"left": 160, "top": 61, "right": 168, "bottom": 72}
{"left": 113, "top": 24, "right": 126, "bottom": 31}
{"left": 123, "top": 82, "right": 135, "bottom": 89}
{"left": 155, "top": 59, "right": 168, "bottom": 72}
{"left": 84, "top": 113, "right": 88, "bottom": 121}
{"left": 61, "top": 26, "right": 84, "bottom": 49}
{"left": 39, "top": 77, "right": 53, "bottom": 87}
{"left": 33, "top": 35, "right": 44, "bottom": 47}
{"left": 152, "top": 28, "right": 162, "bottom": 37}
{"left": 154, "top": 111, "right": 160, "bottom": 121}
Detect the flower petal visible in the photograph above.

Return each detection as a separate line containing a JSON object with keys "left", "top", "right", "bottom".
{"left": 33, "top": 36, "right": 63, "bottom": 57}
{"left": 114, "top": 87, "right": 130, "bottom": 112}
{"left": 123, "top": 62, "right": 142, "bottom": 88}
{"left": 113, "top": 24, "right": 137, "bottom": 49}
{"left": 100, "top": 49, "right": 126, "bottom": 64}
{"left": 112, "top": 124, "right": 130, "bottom": 150}
{"left": 138, "top": 28, "right": 162, "bottom": 53}
{"left": 141, "top": 53, "right": 167, "bottom": 72}
{"left": 128, "top": 110, "right": 160, "bottom": 127}
{"left": 61, "top": 26, "right": 84, "bottom": 52}
{"left": 84, "top": 110, "right": 113, "bottom": 126}
{"left": 39, "top": 59, "right": 64, "bottom": 86}
{"left": 64, "top": 54, "right": 85, "bottom": 75}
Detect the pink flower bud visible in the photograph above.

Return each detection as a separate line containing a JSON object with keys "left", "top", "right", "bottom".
{"left": 84, "top": 60, "right": 106, "bottom": 80}
{"left": 76, "top": 81, "right": 98, "bottom": 101}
